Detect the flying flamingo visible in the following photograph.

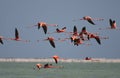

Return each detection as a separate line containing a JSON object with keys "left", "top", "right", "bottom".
{"left": 44, "top": 37, "right": 56, "bottom": 48}
{"left": 0, "top": 36, "right": 4, "bottom": 44}
{"left": 73, "top": 38, "right": 84, "bottom": 46}
{"left": 7, "top": 28, "right": 29, "bottom": 42}
{"left": 99, "top": 19, "right": 117, "bottom": 30}
{"left": 73, "top": 16, "right": 104, "bottom": 25}
{"left": 34, "top": 63, "right": 43, "bottom": 70}
{"left": 87, "top": 33, "right": 101, "bottom": 45}
{"left": 52, "top": 55, "right": 59, "bottom": 64}
{"left": 48, "top": 27, "right": 67, "bottom": 34}
{"left": 33, "top": 22, "right": 58, "bottom": 34}
{"left": 56, "top": 27, "right": 66, "bottom": 33}
{"left": 79, "top": 26, "right": 89, "bottom": 40}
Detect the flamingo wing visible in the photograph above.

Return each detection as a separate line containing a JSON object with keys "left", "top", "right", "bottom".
{"left": 42, "top": 24, "right": 47, "bottom": 34}
{"left": 15, "top": 28, "right": 19, "bottom": 39}
{"left": 82, "top": 26, "right": 86, "bottom": 32}
{"left": 49, "top": 40, "right": 55, "bottom": 48}
{"left": 94, "top": 37, "right": 101, "bottom": 45}
{"left": 0, "top": 38, "right": 3, "bottom": 44}
{"left": 87, "top": 19, "right": 95, "bottom": 25}
{"left": 73, "top": 25, "right": 77, "bottom": 33}
{"left": 54, "top": 58, "right": 58, "bottom": 64}
{"left": 38, "top": 23, "right": 41, "bottom": 29}
{"left": 62, "top": 27, "right": 66, "bottom": 30}
{"left": 109, "top": 19, "right": 113, "bottom": 27}
{"left": 56, "top": 28, "right": 60, "bottom": 32}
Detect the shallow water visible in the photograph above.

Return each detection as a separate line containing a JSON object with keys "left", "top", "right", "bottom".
{"left": 0, "top": 62, "right": 120, "bottom": 78}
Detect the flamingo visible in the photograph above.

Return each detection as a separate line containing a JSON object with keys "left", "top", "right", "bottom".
{"left": 79, "top": 26, "right": 101, "bottom": 45}
{"left": 48, "top": 27, "right": 67, "bottom": 34}
{"left": 109, "top": 19, "right": 117, "bottom": 29}
{"left": 79, "top": 26, "right": 89, "bottom": 40}
{"left": 87, "top": 33, "right": 101, "bottom": 45}
{"left": 56, "top": 27, "right": 66, "bottom": 33}
{"left": 34, "top": 22, "right": 58, "bottom": 34}
{"left": 52, "top": 55, "right": 59, "bottom": 64}
{"left": 80, "top": 16, "right": 96, "bottom": 25}
{"left": 0, "top": 36, "right": 3, "bottom": 44}
{"left": 45, "top": 37, "right": 56, "bottom": 48}
{"left": 99, "top": 19, "right": 118, "bottom": 30}
{"left": 73, "top": 38, "right": 84, "bottom": 46}
{"left": 7, "top": 28, "right": 29, "bottom": 42}
{"left": 74, "top": 16, "right": 104, "bottom": 25}
{"left": 35, "top": 63, "right": 43, "bottom": 70}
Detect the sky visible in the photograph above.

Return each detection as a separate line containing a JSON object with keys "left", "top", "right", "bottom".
{"left": 0, "top": 0, "right": 120, "bottom": 59}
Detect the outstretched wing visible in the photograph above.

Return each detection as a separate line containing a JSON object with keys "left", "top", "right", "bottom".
{"left": 94, "top": 37, "right": 101, "bottom": 45}
{"left": 73, "top": 25, "right": 77, "bottom": 33}
{"left": 0, "top": 38, "right": 3, "bottom": 44}
{"left": 54, "top": 58, "right": 58, "bottom": 64}
{"left": 109, "top": 19, "right": 113, "bottom": 27}
{"left": 49, "top": 40, "right": 55, "bottom": 48}
{"left": 42, "top": 24, "right": 47, "bottom": 34}
{"left": 87, "top": 19, "right": 95, "bottom": 25}
{"left": 15, "top": 28, "right": 19, "bottom": 39}
{"left": 62, "top": 27, "right": 66, "bottom": 30}
{"left": 38, "top": 23, "right": 41, "bottom": 29}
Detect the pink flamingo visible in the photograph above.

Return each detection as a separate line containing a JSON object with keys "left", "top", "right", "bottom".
{"left": 87, "top": 33, "right": 101, "bottom": 45}
{"left": 99, "top": 19, "right": 119, "bottom": 30}
{"left": 81, "top": 16, "right": 96, "bottom": 25}
{"left": 52, "top": 55, "right": 59, "bottom": 64}
{"left": 56, "top": 27, "right": 66, "bottom": 33}
{"left": 34, "top": 22, "right": 58, "bottom": 34}
{"left": 73, "top": 38, "right": 84, "bottom": 46}
{"left": 73, "top": 16, "right": 104, "bottom": 25}
{"left": 109, "top": 19, "right": 117, "bottom": 29}
{"left": 44, "top": 37, "right": 56, "bottom": 48}
{"left": 48, "top": 27, "right": 67, "bottom": 34}
{"left": 7, "top": 28, "right": 29, "bottom": 42}
{"left": 79, "top": 26, "right": 101, "bottom": 45}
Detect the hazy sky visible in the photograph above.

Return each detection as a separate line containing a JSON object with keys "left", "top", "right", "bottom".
{"left": 0, "top": 0, "right": 120, "bottom": 59}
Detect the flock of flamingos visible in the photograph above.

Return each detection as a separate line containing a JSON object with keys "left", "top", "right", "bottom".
{"left": 0, "top": 16, "right": 118, "bottom": 48}
{"left": 0, "top": 15, "right": 119, "bottom": 66}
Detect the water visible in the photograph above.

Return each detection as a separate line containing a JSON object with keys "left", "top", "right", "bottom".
{"left": 0, "top": 62, "right": 120, "bottom": 78}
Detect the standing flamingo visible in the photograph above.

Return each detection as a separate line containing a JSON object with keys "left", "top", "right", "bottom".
{"left": 34, "top": 22, "right": 58, "bottom": 34}
{"left": 0, "top": 36, "right": 3, "bottom": 44}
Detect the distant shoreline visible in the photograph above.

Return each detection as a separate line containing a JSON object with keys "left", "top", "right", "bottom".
{"left": 0, "top": 58, "right": 120, "bottom": 63}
